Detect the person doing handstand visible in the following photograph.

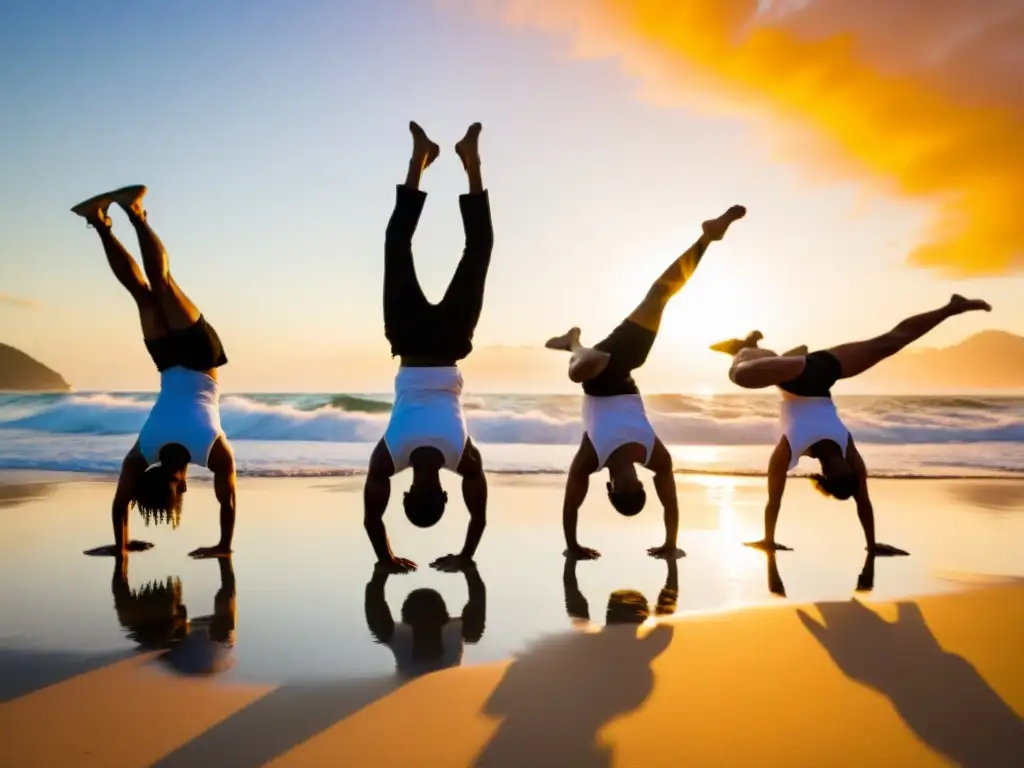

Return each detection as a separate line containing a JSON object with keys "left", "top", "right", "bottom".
{"left": 364, "top": 122, "right": 493, "bottom": 573}
{"left": 547, "top": 205, "right": 746, "bottom": 559}
{"left": 712, "top": 294, "right": 991, "bottom": 554}
{"left": 73, "top": 186, "right": 236, "bottom": 559}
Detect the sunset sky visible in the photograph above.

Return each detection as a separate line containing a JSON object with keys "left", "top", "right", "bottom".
{"left": 1, "top": 0, "right": 1021, "bottom": 393}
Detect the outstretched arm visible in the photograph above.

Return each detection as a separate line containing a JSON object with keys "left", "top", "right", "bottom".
{"left": 364, "top": 567, "right": 396, "bottom": 645}
{"left": 563, "top": 437, "right": 599, "bottom": 558}
{"left": 746, "top": 438, "right": 793, "bottom": 551}
{"left": 433, "top": 442, "right": 488, "bottom": 569}
{"left": 847, "top": 439, "right": 908, "bottom": 556}
{"left": 190, "top": 438, "right": 236, "bottom": 559}
{"left": 85, "top": 447, "right": 153, "bottom": 557}
{"left": 364, "top": 440, "right": 416, "bottom": 572}
{"left": 647, "top": 440, "right": 684, "bottom": 558}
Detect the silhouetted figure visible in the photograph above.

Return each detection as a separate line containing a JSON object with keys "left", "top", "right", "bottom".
{"left": 474, "top": 557, "right": 675, "bottom": 767}
{"left": 364, "top": 561, "right": 486, "bottom": 680}
{"left": 546, "top": 205, "right": 746, "bottom": 560}
{"left": 765, "top": 549, "right": 787, "bottom": 597}
{"left": 110, "top": 554, "right": 236, "bottom": 675}
{"left": 799, "top": 599, "right": 1024, "bottom": 767}
{"left": 856, "top": 551, "right": 876, "bottom": 593}
{"left": 364, "top": 121, "right": 493, "bottom": 574}
{"left": 73, "top": 186, "right": 236, "bottom": 559}
{"left": 712, "top": 295, "right": 991, "bottom": 555}
{"left": 563, "top": 554, "right": 679, "bottom": 628}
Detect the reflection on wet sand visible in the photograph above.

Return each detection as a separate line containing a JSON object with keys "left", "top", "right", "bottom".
{"left": 563, "top": 555, "right": 679, "bottom": 629}
{"left": 112, "top": 555, "right": 236, "bottom": 676}
{"left": 155, "top": 564, "right": 489, "bottom": 767}
{"left": 947, "top": 481, "right": 1024, "bottom": 512}
{"left": 0, "top": 482, "right": 56, "bottom": 510}
{"left": 365, "top": 563, "right": 487, "bottom": 680}
{"left": 760, "top": 550, "right": 878, "bottom": 598}
{"left": 468, "top": 559, "right": 679, "bottom": 767}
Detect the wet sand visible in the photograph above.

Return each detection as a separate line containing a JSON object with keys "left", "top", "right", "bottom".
{"left": 1, "top": 471, "right": 1022, "bottom": 765}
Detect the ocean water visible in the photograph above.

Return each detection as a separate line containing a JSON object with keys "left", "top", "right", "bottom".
{"left": 1, "top": 391, "right": 1023, "bottom": 479}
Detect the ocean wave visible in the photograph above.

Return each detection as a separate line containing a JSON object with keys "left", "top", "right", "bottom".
{"left": 3, "top": 391, "right": 1024, "bottom": 446}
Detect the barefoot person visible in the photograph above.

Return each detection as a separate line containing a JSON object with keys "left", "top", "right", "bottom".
{"left": 713, "top": 295, "right": 992, "bottom": 554}
{"left": 364, "top": 122, "right": 493, "bottom": 573}
{"left": 546, "top": 205, "right": 747, "bottom": 559}
{"left": 72, "top": 186, "right": 236, "bottom": 559}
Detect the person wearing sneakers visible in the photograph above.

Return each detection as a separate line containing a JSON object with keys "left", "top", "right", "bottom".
{"left": 546, "top": 205, "right": 747, "bottom": 560}
{"left": 72, "top": 186, "right": 236, "bottom": 559}
{"left": 711, "top": 294, "right": 992, "bottom": 555}
{"left": 363, "top": 121, "right": 493, "bottom": 574}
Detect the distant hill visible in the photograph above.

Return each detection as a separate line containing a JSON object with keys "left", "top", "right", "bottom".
{"left": 0, "top": 344, "right": 71, "bottom": 392}
{"left": 858, "top": 331, "right": 1024, "bottom": 391}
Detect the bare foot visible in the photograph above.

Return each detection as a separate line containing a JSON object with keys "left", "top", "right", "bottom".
{"left": 947, "top": 294, "right": 991, "bottom": 314}
{"left": 455, "top": 122, "right": 482, "bottom": 169}
{"left": 70, "top": 192, "right": 115, "bottom": 228}
{"left": 781, "top": 344, "right": 809, "bottom": 356}
{"left": 702, "top": 204, "right": 747, "bottom": 242}
{"left": 109, "top": 184, "right": 148, "bottom": 219}
{"left": 409, "top": 121, "right": 440, "bottom": 169}
{"left": 710, "top": 330, "right": 762, "bottom": 355}
{"left": 545, "top": 327, "right": 581, "bottom": 351}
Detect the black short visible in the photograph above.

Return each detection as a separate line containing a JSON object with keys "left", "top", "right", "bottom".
{"left": 778, "top": 350, "right": 841, "bottom": 397}
{"left": 582, "top": 320, "right": 657, "bottom": 397}
{"left": 383, "top": 186, "right": 494, "bottom": 361}
{"left": 145, "top": 316, "right": 228, "bottom": 373}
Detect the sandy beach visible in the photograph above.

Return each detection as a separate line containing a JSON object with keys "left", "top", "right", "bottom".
{"left": 1, "top": 471, "right": 1023, "bottom": 766}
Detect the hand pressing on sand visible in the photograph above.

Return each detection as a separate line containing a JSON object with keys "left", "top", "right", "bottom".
{"left": 867, "top": 542, "right": 909, "bottom": 557}
{"left": 431, "top": 553, "right": 476, "bottom": 572}
{"left": 190, "top": 544, "right": 232, "bottom": 559}
{"left": 564, "top": 545, "right": 601, "bottom": 560}
{"left": 744, "top": 538, "right": 793, "bottom": 552}
{"left": 647, "top": 544, "right": 685, "bottom": 560}
{"left": 377, "top": 555, "right": 418, "bottom": 574}
{"left": 84, "top": 541, "right": 154, "bottom": 556}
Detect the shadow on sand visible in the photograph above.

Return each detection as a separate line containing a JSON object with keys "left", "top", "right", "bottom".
{"left": 468, "top": 556, "right": 676, "bottom": 767}
{"left": 155, "top": 562, "right": 486, "bottom": 767}
{"left": 799, "top": 598, "right": 1024, "bottom": 767}
{"left": 0, "top": 647, "right": 135, "bottom": 702}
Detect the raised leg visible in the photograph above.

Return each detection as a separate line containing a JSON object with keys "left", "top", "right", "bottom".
{"left": 626, "top": 205, "right": 746, "bottom": 333}
{"left": 827, "top": 295, "right": 992, "bottom": 379}
{"left": 71, "top": 196, "right": 168, "bottom": 341}
{"left": 545, "top": 327, "right": 611, "bottom": 383}
{"left": 383, "top": 122, "right": 437, "bottom": 346}
{"left": 109, "top": 186, "right": 201, "bottom": 330}
{"left": 439, "top": 123, "right": 494, "bottom": 339}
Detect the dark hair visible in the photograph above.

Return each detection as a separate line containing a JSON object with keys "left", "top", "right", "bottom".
{"left": 810, "top": 471, "right": 857, "bottom": 501}
{"left": 403, "top": 485, "right": 448, "bottom": 528}
{"left": 606, "top": 589, "right": 650, "bottom": 625}
{"left": 113, "top": 577, "right": 189, "bottom": 649}
{"left": 607, "top": 485, "right": 647, "bottom": 517}
{"left": 401, "top": 588, "right": 449, "bottom": 625}
{"left": 135, "top": 465, "right": 184, "bottom": 528}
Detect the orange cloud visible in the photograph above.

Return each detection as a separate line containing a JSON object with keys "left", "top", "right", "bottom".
{"left": 0, "top": 294, "right": 37, "bottom": 310}
{"left": 450, "top": 0, "right": 1024, "bottom": 275}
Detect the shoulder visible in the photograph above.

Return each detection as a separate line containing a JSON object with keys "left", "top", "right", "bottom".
{"left": 571, "top": 436, "right": 599, "bottom": 474}
{"left": 457, "top": 439, "right": 483, "bottom": 476}
{"left": 368, "top": 438, "right": 396, "bottom": 477}
{"left": 207, "top": 436, "right": 236, "bottom": 471}
{"left": 647, "top": 439, "right": 673, "bottom": 473}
